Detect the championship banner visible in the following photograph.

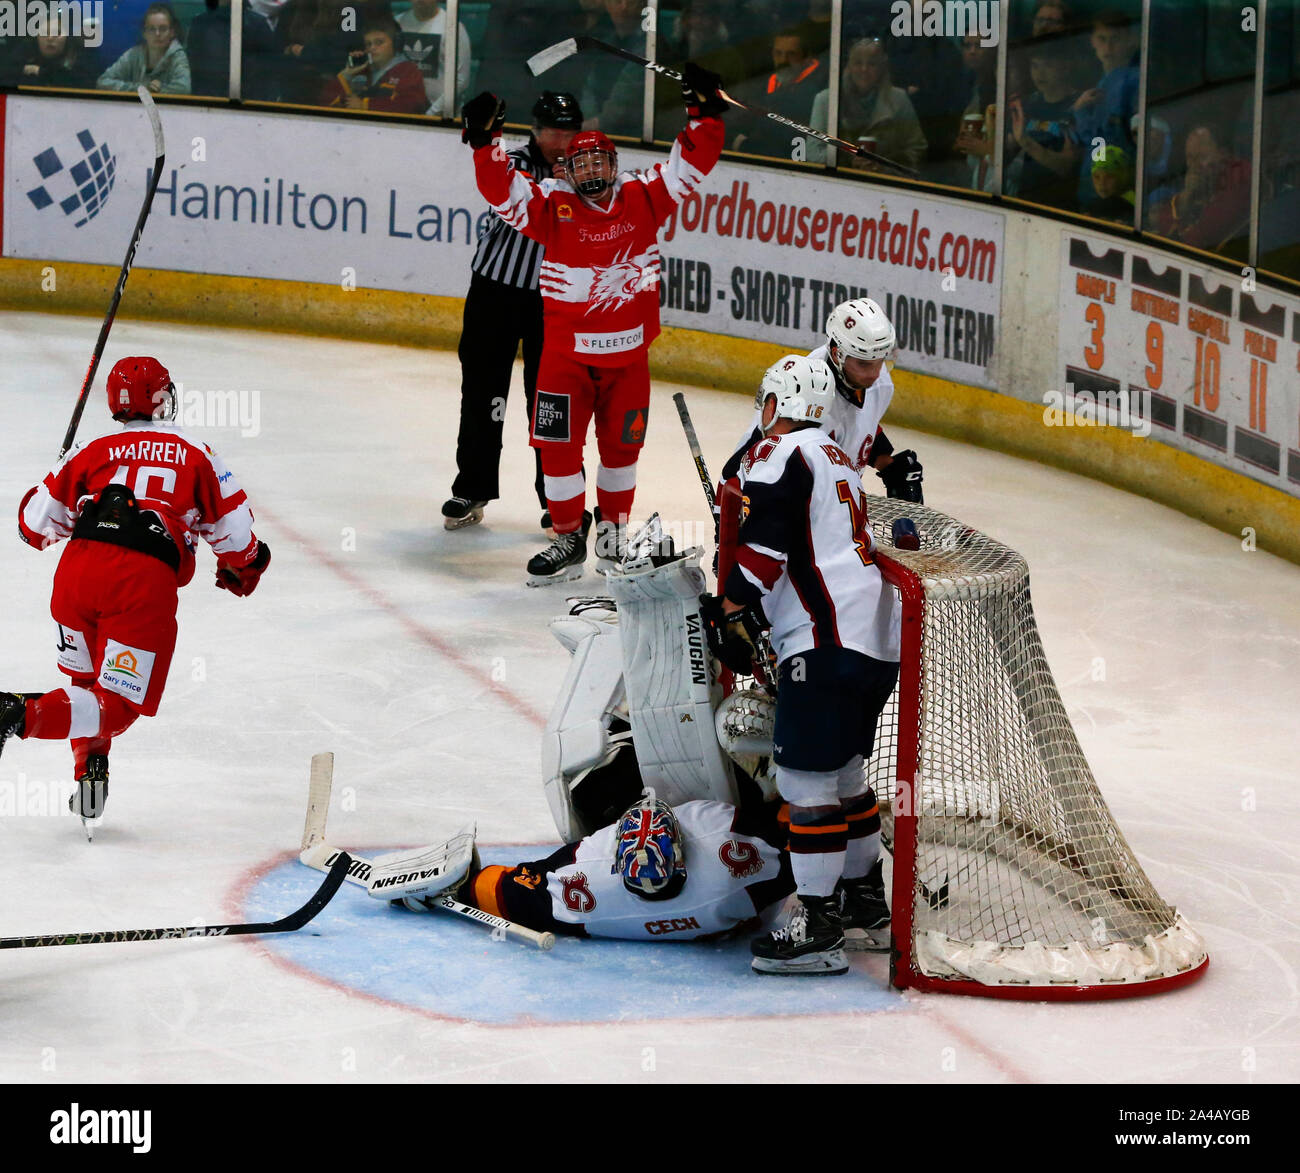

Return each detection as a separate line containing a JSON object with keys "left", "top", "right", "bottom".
{"left": 647, "top": 156, "right": 1005, "bottom": 389}
{"left": 1059, "top": 232, "right": 1300, "bottom": 496}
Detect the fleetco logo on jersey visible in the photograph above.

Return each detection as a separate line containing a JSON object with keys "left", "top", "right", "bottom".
{"left": 99, "top": 642, "right": 155, "bottom": 701}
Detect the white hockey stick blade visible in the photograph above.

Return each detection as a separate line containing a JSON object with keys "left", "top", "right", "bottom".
{"left": 136, "top": 85, "right": 165, "bottom": 159}
{"left": 301, "top": 751, "right": 334, "bottom": 851}
{"left": 527, "top": 37, "right": 578, "bottom": 76}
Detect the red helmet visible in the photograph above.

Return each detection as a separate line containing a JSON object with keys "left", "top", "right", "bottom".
{"left": 564, "top": 130, "right": 617, "bottom": 197}
{"left": 106, "top": 356, "right": 175, "bottom": 422}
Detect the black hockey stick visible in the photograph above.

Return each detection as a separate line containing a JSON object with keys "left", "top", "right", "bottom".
{"left": 672, "top": 391, "right": 716, "bottom": 512}
{"left": 527, "top": 37, "right": 918, "bottom": 178}
{"left": 58, "top": 86, "right": 167, "bottom": 459}
{"left": 0, "top": 851, "right": 351, "bottom": 950}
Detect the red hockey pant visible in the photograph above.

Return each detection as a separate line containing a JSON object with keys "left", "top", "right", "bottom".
{"left": 23, "top": 541, "right": 178, "bottom": 775}
{"left": 529, "top": 351, "right": 649, "bottom": 534}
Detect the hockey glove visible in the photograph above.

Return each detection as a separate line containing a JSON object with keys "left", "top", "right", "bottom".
{"left": 879, "top": 450, "right": 924, "bottom": 503}
{"left": 700, "top": 594, "right": 767, "bottom": 676}
{"left": 681, "top": 61, "right": 727, "bottom": 119}
{"left": 461, "top": 91, "right": 506, "bottom": 148}
{"left": 216, "top": 541, "right": 271, "bottom": 598}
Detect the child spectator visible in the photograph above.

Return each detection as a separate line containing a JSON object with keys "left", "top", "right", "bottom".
{"left": 1005, "top": 39, "right": 1081, "bottom": 207}
{"left": 1086, "top": 145, "right": 1136, "bottom": 222}
{"left": 97, "top": 3, "right": 190, "bottom": 94}
{"left": 15, "top": 33, "right": 101, "bottom": 88}
{"left": 322, "top": 18, "right": 426, "bottom": 113}
{"left": 398, "top": 0, "right": 471, "bottom": 115}
{"left": 808, "top": 38, "right": 925, "bottom": 172}
{"left": 1071, "top": 8, "right": 1139, "bottom": 207}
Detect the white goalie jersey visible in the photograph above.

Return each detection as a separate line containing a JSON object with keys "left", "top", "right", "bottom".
{"left": 542, "top": 526, "right": 774, "bottom": 841}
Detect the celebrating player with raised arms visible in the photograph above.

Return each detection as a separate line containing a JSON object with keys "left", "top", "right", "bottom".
{"left": 704, "top": 355, "right": 902, "bottom": 975}
{"left": 461, "top": 62, "right": 726, "bottom": 585}
{"left": 721, "top": 298, "right": 924, "bottom": 503}
{"left": 0, "top": 357, "right": 270, "bottom": 834}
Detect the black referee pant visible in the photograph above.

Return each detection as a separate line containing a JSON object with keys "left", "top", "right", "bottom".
{"left": 451, "top": 272, "right": 546, "bottom": 509}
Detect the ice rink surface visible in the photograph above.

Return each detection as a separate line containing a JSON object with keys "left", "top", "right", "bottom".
{"left": 1, "top": 310, "right": 1297, "bottom": 1084}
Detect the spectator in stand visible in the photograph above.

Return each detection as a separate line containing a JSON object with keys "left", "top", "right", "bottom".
{"left": 187, "top": 0, "right": 278, "bottom": 99}
{"left": 14, "top": 33, "right": 102, "bottom": 88}
{"left": 322, "top": 18, "right": 427, "bottom": 113}
{"left": 953, "top": 31, "right": 998, "bottom": 190}
{"left": 97, "top": 4, "right": 191, "bottom": 94}
{"left": 731, "top": 27, "right": 827, "bottom": 158}
{"left": 885, "top": 0, "right": 966, "bottom": 183}
{"left": 95, "top": 1, "right": 163, "bottom": 66}
{"left": 1004, "top": 38, "right": 1080, "bottom": 207}
{"left": 808, "top": 38, "right": 925, "bottom": 172}
{"left": 791, "top": 0, "right": 832, "bottom": 58}
{"left": 1086, "top": 145, "right": 1136, "bottom": 223}
{"left": 398, "top": 0, "right": 471, "bottom": 116}
{"left": 580, "top": 0, "right": 646, "bottom": 137}
{"left": 1071, "top": 8, "right": 1139, "bottom": 208}
{"left": 668, "top": 0, "right": 748, "bottom": 87}
{"left": 278, "top": 0, "right": 365, "bottom": 106}
{"left": 1149, "top": 124, "right": 1251, "bottom": 251}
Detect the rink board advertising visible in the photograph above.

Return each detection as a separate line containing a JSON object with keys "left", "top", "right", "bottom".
{"left": 1058, "top": 233, "right": 1300, "bottom": 494}
{"left": 2, "top": 96, "right": 1003, "bottom": 388}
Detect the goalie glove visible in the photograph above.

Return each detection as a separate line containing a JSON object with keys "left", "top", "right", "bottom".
{"left": 461, "top": 91, "right": 506, "bottom": 148}
{"left": 699, "top": 593, "right": 767, "bottom": 676}
{"left": 879, "top": 450, "right": 924, "bottom": 503}
{"left": 681, "top": 61, "right": 726, "bottom": 119}
{"left": 215, "top": 540, "right": 270, "bottom": 597}
{"left": 366, "top": 825, "right": 478, "bottom": 903}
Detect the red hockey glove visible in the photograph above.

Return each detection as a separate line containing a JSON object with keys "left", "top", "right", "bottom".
{"left": 216, "top": 541, "right": 271, "bottom": 598}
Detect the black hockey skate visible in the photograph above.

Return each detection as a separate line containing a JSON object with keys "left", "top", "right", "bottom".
{"left": 0, "top": 692, "right": 38, "bottom": 761}
{"left": 70, "top": 753, "right": 109, "bottom": 839}
{"left": 592, "top": 506, "right": 627, "bottom": 577}
{"left": 526, "top": 511, "right": 592, "bottom": 587}
{"left": 442, "top": 496, "right": 488, "bottom": 531}
{"left": 839, "top": 860, "right": 891, "bottom": 952}
{"left": 751, "top": 894, "right": 848, "bottom": 976}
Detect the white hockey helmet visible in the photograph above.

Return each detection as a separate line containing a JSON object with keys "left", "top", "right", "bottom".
{"left": 757, "top": 354, "right": 836, "bottom": 434}
{"left": 826, "top": 298, "right": 896, "bottom": 399}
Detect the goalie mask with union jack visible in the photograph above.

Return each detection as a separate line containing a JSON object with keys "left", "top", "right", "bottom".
{"left": 614, "top": 798, "right": 686, "bottom": 899}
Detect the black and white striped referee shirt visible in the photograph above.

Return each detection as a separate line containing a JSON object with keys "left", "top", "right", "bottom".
{"left": 471, "top": 139, "right": 547, "bottom": 290}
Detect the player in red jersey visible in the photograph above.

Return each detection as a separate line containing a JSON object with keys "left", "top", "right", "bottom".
{"left": 461, "top": 62, "right": 727, "bottom": 585}
{"left": 0, "top": 357, "right": 271, "bottom": 831}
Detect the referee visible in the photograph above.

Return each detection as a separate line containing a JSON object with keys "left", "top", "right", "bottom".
{"left": 442, "top": 91, "right": 583, "bottom": 531}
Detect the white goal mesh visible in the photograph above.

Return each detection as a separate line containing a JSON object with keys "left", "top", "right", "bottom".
{"left": 864, "top": 498, "right": 1208, "bottom": 998}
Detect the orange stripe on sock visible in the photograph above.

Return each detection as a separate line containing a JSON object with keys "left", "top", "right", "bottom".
{"left": 845, "top": 805, "right": 879, "bottom": 822}
{"left": 471, "top": 865, "right": 509, "bottom": 917}
{"left": 788, "top": 821, "right": 849, "bottom": 836}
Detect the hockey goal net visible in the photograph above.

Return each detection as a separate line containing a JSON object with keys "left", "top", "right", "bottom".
{"left": 716, "top": 482, "right": 1208, "bottom": 999}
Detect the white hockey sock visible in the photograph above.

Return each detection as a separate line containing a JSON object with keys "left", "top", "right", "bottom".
{"left": 843, "top": 830, "right": 881, "bottom": 881}
{"left": 790, "top": 848, "right": 846, "bottom": 899}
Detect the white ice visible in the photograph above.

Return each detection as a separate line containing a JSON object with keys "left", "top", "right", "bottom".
{"left": 1, "top": 310, "right": 1297, "bottom": 1083}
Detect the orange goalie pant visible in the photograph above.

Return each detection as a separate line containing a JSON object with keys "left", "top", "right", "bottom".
{"left": 21, "top": 541, "right": 178, "bottom": 776}
{"left": 530, "top": 351, "right": 649, "bottom": 535}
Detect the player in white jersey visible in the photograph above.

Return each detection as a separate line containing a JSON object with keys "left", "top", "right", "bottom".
{"left": 720, "top": 298, "right": 924, "bottom": 502}
{"left": 396, "top": 792, "right": 793, "bottom": 942}
{"left": 703, "top": 355, "right": 901, "bottom": 976}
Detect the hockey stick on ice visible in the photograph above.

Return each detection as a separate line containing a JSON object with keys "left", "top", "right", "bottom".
{"left": 527, "top": 37, "right": 918, "bottom": 178}
{"left": 59, "top": 87, "right": 167, "bottom": 459}
{"left": 0, "top": 851, "right": 350, "bottom": 950}
{"left": 672, "top": 392, "right": 716, "bottom": 513}
{"left": 298, "top": 753, "right": 556, "bottom": 951}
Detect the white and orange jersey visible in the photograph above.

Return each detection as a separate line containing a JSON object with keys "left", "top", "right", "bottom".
{"left": 724, "top": 350, "right": 895, "bottom": 480}
{"left": 545, "top": 800, "right": 791, "bottom": 940}
{"left": 472, "top": 118, "right": 724, "bottom": 366}
{"left": 18, "top": 421, "right": 260, "bottom": 587}
{"left": 726, "top": 427, "right": 901, "bottom": 664}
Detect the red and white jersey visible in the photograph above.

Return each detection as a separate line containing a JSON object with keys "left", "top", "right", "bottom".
{"left": 545, "top": 800, "right": 789, "bottom": 940}
{"left": 726, "top": 349, "right": 894, "bottom": 479}
{"left": 19, "top": 421, "right": 260, "bottom": 588}
{"left": 726, "top": 427, "right": 901, "bottom": 663}
{"left": 473, "top": 118, "right": 724, "bottom": 367}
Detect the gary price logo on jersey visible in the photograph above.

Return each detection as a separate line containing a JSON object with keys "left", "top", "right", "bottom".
{"left": 26, "top": 129, "right": 117, "bottom": 227}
